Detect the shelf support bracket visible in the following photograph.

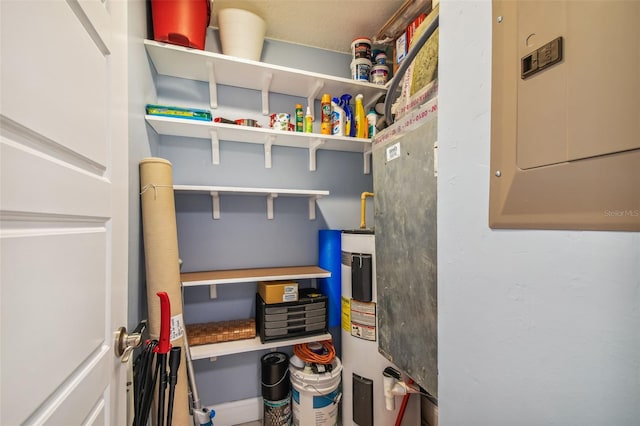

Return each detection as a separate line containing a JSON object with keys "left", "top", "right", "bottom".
{"left": 209, "top": 284, "right": 218, "bottom": 299}
{"left": 210, "top": 191, "right": 220, "bottom": 219}
{"left": 266, "top": 193, "right": 278, "bottom": 220}
{"left": 308, "top": 195, "right": 321, "bottom": 220}
{"left": 210, "top": 129, "right": 220, "bottom": 165}
{"left": 307, "top": 80, "right": 325, "bottom": 118}
{"left": 206, "top": 61, "right": 218, "bottom": 109}
{"left": 261, "top": 72, "right": 273, "bottom": 115}
{"left": 309, "top": 138, "right": 325, "bottom": 171}
{"left": 363, "top": 149, "right": 372, "bottom": 175}
{"left": 264, "top": 135, "right": 275, "bottom": 169}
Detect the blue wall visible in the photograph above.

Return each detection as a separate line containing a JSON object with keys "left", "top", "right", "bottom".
{"left": 153, "top": 38, "right": 373, "bottom": 405}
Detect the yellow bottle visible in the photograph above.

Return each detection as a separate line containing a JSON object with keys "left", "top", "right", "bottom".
{"left": 355, "top": 94, "right": 367, "bottom": 138}
{"left": 305, "top": 106, "right": 313, "bottom": 133}
{"left": 321, "top": 93, "right": 332, "bottom": 135}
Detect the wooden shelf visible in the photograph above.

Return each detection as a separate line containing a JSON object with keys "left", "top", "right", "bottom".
{"left": 181, "top": 265, "right": 331, "bottom": 287}
{"left": 145, "top": 115, "right": 373, "bottom": 173}
{"left": 189, "top": 333, "right": 333, "bottom": 360}
{"left": 173, "top": 184, "right": 329, "bottom": 220}
{"left": 144, "top": 39, "right": 387, "bottom": 116}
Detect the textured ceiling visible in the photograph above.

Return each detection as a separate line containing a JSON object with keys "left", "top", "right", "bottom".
{"left": 210, "top": 0, "right": 405, "bottom": 53}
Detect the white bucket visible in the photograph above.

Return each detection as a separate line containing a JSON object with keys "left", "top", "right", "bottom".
{"left": 371, "top": 64, "right": 390, "bottom": 85}
{"left": 351, "top": 58, "right": 372, "bottom": 82}
{"left": 217, "top": 8, "right": 266, "bottom": 61}
{"left": 289, "top": 357, "right": 342, "bottom": 426}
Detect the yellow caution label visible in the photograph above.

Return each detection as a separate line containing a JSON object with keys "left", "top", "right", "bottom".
{"left": 341, "top": 296, "right": 351, "bottom": 332}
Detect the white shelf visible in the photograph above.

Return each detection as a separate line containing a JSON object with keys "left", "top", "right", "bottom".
{"left": 189, "top": 333, "right": 333, "bottom": 360}
{"left": 181, "top": 265, "right": 330, "bottom": 287}
{"left": 173, "top": 184, "right": 329, "bottom": 220}
{"left": 145, "top": 115, "right": 373, "bottom": 173}
{"left": 144, "top": 39, "right": 387, "bottom": 116}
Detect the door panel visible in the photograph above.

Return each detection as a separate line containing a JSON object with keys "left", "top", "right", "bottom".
{"left": 1, "top": 1, "right": 109, "bottom": 165}
{"left": 0, "top": 0, "right": 128, "bottom": 424}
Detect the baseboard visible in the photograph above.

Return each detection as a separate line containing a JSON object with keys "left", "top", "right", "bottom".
{"left": 208, "top": 396, "right": 263, "bottom": 426}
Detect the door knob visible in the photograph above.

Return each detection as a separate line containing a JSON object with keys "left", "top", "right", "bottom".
{"left": 114, "top": 321, "right": 146, "bottom": 363}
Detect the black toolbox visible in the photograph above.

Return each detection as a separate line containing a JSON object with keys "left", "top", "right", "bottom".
{"left": 256, "top": 288, "right": 328, "bottom": 343}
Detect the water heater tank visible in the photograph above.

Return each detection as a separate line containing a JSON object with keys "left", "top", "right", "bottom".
{"left": 341, "top": 231, "right": 420, "bottom": 426}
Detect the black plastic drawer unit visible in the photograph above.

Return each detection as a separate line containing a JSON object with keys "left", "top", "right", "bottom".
{"left": 256, "top": 288, "right": 328, "bottom": 343}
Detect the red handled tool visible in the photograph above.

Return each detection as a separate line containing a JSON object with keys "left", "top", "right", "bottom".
{"left": 154, "top": 292, "right": 172, "bottom": 426}
{"left": 132, "top": 293, "right": 182, "bottom": 426}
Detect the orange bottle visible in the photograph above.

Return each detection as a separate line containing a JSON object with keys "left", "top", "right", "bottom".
{"left": 320, "top": 93, "right": 332, "bottom": 135}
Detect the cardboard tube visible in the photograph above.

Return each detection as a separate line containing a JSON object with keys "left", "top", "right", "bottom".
{"left": 139, "top": 157, "right": 189, "bottom": 425}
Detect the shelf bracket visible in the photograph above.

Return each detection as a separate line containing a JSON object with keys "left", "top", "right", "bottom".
{"left": 309, "top": 138, "right": 325, "bottom": 171}
{"left": 209, "top": 284, "right": 218, "bottom": 299}
{"left": 210, "top": 129, "right": 220, "bottom": 165}
{"left": 210, "top": 191, "right": 220, "bottom": 219}
{"left": 264, "top": 135, "right": 275, "bottom": 169}
{"left": 308, "top": 195, "right": 321, "bottom": 220}
{"left": 261, "top": 72, "right": 273, "bottom": 115}
{"left": 266, "top": 193, "right": 278, "bottom": 220}
{"left": 363, "top": 149, "right": 372, "bottom": 174}
{"left": 307, "top": 80, "right": 325, "bottom": 118}
{"left": 206, "top": 61, "right": 218, "bottom": 109}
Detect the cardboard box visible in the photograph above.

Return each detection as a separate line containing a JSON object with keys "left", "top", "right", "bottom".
{"left": 395, "top": 31, "right": 407, "bottom": 66}
{"left": 258, "top": 280, "right": 298, "bottom": 304}
{"left": 406, "top": 13, "right": 427, "bottom": 47}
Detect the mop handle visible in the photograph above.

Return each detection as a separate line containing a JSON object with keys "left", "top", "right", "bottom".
{"left": 154, "top": 292, "right": 172, "bottom": 355}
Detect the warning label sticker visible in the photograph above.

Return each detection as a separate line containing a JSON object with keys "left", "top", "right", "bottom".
{"left": 170, "top": 313, "right": 185, "bottom": 341}
{"left": 350, "top": 300, "right": 376, "bottom": 341}
{"left": 341, "top": 297, "right": 351, "bottom": 333}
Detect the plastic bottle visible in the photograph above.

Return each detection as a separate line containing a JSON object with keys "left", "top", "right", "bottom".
{"left": 320, "top": 93, "right": 332, "bottom": 135}
{"left": 295, "top": 103, "right": 304, "bottom": 132}
{"left": 355, "top": 94, "right": 367, "bottom": 139}
{"left": 367, "top": 108, "right": 378, "bottom": 138}
{"left": 331, "top": 97, "right": 345, "bottom": 136}
{"left": 305, "top": 106, "right": 313, "bottom": 133}
{"left": 340, "top": 94, "right": 355, "bottom": 137}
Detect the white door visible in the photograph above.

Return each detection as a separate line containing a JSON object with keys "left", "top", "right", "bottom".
{"left": 1, "top": 1, "right": 128, "bottom": 424}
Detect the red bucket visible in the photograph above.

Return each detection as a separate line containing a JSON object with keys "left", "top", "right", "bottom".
{"left": 151, "top": 0, "right": 211, "bottom": 50}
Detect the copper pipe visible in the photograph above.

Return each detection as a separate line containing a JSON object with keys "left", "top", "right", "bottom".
{"left": 360, "top": 192, "right": 374, "bottom": 229}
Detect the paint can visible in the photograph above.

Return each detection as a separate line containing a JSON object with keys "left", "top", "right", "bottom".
{"left": 351, "top": 58, "right": 372, "bottom": 82}
{"left": 262, "top": 352, "right": 292, "bottom": 426}
{"left": 289, "top": 356, "right": 342, "bottom": 426}
{"left": 374, "top": 51, "right": 387, "bottom": 66}
{"left": 370, "top": 64, "right": 389, "bottom": 85}
{"left": 351, "top": 37, "right": 372, "bottom": 60}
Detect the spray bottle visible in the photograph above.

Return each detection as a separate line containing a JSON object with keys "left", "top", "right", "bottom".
{"left": 367, "top": 108, "right": 378, "bottom": 138}
{"left": 304, "top": 106, "right": 313, "bottom": 133}
{"left": 321, "top": 93, "right": 332, "bottom": 135}
{"left": 331, "top": 97, "right": 345, "bottom": 136}
{"left": 295, "top": 103, "right": 304, "bottom": 132}
{"left": 340, "top": 94, "right": 355, "bottom": 137}
{"left": 355, "top": 94, "right": 367, "bottom": 139}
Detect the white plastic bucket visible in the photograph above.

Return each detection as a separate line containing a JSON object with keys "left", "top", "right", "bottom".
{"left": 217, "top": 8, "right": 266, "bottom": 61}
{"left": 289, "top": 357, "right": 342, "bottom": 426}
{"left": 351, "top": 58, "right": 372, "bottom": 82}
{"left": 351, "top": 37, "right": 372, "bottom": 61}
{"left": 371, "top": 64, "right": 389, "bottom": 85}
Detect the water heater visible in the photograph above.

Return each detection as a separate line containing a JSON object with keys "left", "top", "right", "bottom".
{"left": 341, "top": 231, "right": 420, "bottom": 426}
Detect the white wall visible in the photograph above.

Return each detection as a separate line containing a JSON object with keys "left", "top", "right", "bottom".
{"left": 437, "top": 2, "right": 640, "bottom": 425}
{"left": 127, "top": 0, "right": 158, "bottom": 327}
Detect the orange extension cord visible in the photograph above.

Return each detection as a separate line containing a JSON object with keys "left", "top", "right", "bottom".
{"left": 293, "top": 340, "right": 336, "bottom": 364}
